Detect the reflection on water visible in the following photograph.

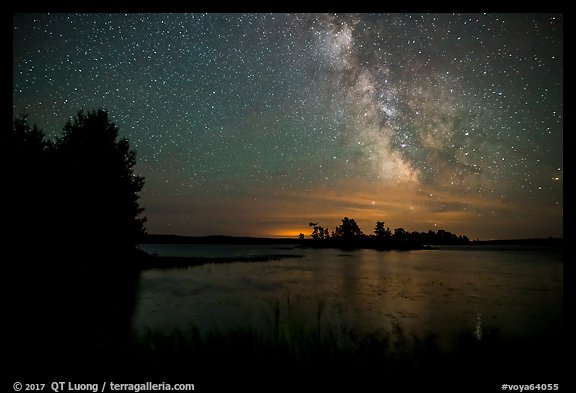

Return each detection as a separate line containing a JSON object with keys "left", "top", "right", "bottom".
{"left": 134, "top": 244, "right": 562, "bottom": 348}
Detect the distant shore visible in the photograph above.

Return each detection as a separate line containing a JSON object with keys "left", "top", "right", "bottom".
{"left": 142, "top": 233, "right": 300, "bottom": 245}
{"left": 142, "top": 233, "right": 563, "bottom": 246}
{"left": 136, "top": 234, "right": 563, "bottom": 270}
{"left": 469, "top": 237, "right": 563, "bottom": 246}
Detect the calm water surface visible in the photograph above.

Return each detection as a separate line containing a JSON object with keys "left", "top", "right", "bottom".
{"left": 134, "top": 244, "right": 562, "bottom": 347}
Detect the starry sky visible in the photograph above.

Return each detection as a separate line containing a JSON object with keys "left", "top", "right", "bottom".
{"left": 13, "top": 13, "right": 563, "bottom": 240}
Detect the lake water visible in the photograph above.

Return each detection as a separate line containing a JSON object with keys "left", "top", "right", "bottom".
{"left": 133, "top": 244, "right": 562, "bottom": 349}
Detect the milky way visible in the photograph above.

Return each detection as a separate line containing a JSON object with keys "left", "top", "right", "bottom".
{"left": 12, "top": 13, "right": 563, "bottom": 239}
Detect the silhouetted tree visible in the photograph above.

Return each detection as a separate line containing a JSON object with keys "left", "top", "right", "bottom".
{"left": 7, "top": 110, "right": 146, "bottom": 376}
{"left": 7, "top": 114, "right": 50, "bottom": 154}
{"left": 53, "top": 109, "right": 146, "bottom": 254}
{"left": 4, "top": 115, "right": 52, "bottom": 244}
{"left": 309, "top": 222, "right": 319, "bottom": 240}
{"left": 374, "top": 221, "right": 392, "bottom": 239}
{"left": 303, "top": 217, "right": 470, "bottom": 249}
{"left": 416, "top": 229, "right": 470, "bottom": 245}
{"left": 393, "top": 227, "right": 408, "bottom": 243}
{"left": 334, "top": 217, "right": 363, "bottom": 241}
{"left": 309, "top": 221, "right": 330, "bottom": 240}
{"left": 411, "top": 231, "right": 422, "bottom": 244}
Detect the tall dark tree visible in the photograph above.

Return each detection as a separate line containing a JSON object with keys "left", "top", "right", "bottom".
{"left": 4, "top": 115, "right": 52, "bottom": 244}
{"left": 374, "top": 221, "right": 392, "bottom": 239}
{"left": 7, "top": 110, "right": 146, "bottom": 377}
{"left": 334, "top": 217, "right": 363, "bottom": 241}
{"left": 53, "top": 109, "right": 146, "bottom": 254}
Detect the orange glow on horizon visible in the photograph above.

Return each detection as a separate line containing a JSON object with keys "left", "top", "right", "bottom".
{"left": 267, "top": 229, "right": 307, "bottom": 238}
{"left": 143, "top": 176, "right": 562, "bottom": 241}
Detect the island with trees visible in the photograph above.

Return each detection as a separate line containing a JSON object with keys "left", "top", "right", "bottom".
{"left": 300, "top": 217, "right": 470, "bottom": 249}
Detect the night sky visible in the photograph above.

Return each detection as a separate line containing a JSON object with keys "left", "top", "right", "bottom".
{"left": 13, "top": 13, "right": 563, "bottom": 240}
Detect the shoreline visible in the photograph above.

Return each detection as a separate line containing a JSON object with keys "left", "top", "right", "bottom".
{"left": 137, "top": 253, "right": 304, "bottom": 270}
{"left": 142, "top": 233, "right": 562, "bottom": 246}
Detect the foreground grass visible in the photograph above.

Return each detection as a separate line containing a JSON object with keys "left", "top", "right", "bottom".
{"left": 10, "top": 300, "right": 564, "bottom": 392}
{"left": 124, "top": 315, "right": 564, "bottom": 392}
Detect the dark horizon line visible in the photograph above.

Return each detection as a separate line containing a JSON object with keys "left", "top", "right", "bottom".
{"left": 141, "top": 233, "right": 564, "bottom": 245}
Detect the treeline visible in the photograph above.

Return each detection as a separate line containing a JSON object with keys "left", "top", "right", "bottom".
{"left": 7, "top": 109, "right": 145, "bottom": 376}
{"left": 299, "top": 217, "right": 470, "bottom": 249}
{"left": 6, "top": 109, "right": 146, "bottom": 257}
